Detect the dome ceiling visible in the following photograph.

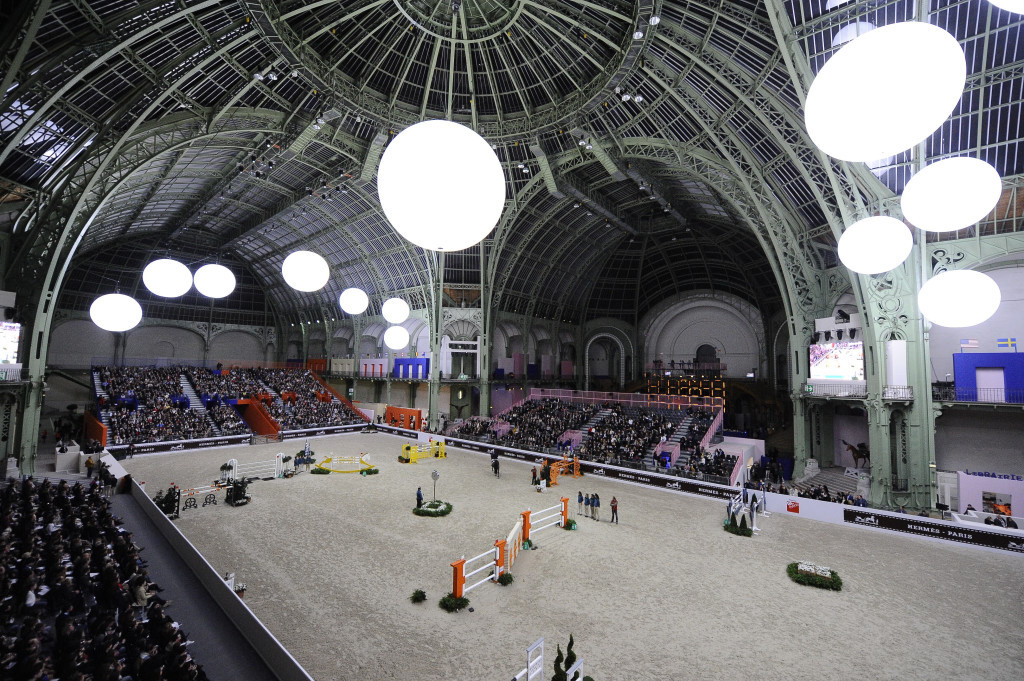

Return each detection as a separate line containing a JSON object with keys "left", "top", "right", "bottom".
{"left": 1, "top": 1, "right": 1021, "bottom": 330}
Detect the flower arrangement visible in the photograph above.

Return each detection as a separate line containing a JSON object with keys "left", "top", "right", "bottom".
{"left": 786, "top": 561, "right": 843, "bottom": 591}
{"left": 413, "top": 500, "right": 452, "bottom": 516}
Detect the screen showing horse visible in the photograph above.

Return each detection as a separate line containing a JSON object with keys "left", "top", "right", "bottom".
{"left": 809, "top": 341, "right": 864, "bottom": 381}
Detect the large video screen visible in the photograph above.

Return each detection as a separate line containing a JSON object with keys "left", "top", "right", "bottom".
{"left": 0, "top": 322, "right": 21, "bottom": 364}
{"left": 809, "top": 341, "right": 864, "bottom": 381}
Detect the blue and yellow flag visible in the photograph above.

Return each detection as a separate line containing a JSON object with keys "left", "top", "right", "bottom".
{"left": 996, "top": 338, "right": 1017, "bottom": 351}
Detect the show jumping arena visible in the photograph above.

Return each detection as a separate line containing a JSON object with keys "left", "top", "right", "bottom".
{"left": 123, "top": 432, "right": 1024, "bottom": 681}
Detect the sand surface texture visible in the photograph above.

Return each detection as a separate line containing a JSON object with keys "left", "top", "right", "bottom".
{"left": 125, "top": 433, "right": 1024, "bottom": 681}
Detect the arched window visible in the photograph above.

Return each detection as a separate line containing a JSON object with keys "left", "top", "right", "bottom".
{"left": 695, "top": 344, "right": 717, "bottom": 365}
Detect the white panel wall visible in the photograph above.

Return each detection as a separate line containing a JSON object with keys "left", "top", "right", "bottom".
{"left": 936, "top": 411, "right": 1024, "bottom": 476}
{"left": 125, "top": 326, "right": 204, "bottom": 363}
{"left": 929, "top": 266, "right": 1024, "bottom": 380}
{"left": 644, "top": 296, "right": 760, "bottom": 378}
{"left": 48, "top": 320, "right": 117, "bottom": 368}
{"left": 209, "top": 331, "right": 263, "bottom": 364}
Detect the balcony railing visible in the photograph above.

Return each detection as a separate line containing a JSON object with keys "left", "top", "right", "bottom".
{"left": 802, "top": 383, "right": 914, "bottom": 400}
{"left": 931, "top": 385, "right": 1024, "bottom": 404}
{"left": 891, "top": 476, "right": 909, "bottom": 491}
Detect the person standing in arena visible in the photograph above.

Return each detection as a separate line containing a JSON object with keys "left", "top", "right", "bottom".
{"left": 584, "top": 493, "right": 591, "bottom": 518}
{"left": 416, "top": 487, "right": 423, "bottom": 509}
{"left": 610, "top": 496, "right": 618, "bottom": 524}
{"left": 592, "top": 493, "right": 600, "bottom": 521}
{"left": 577, "top": 490, "right": 583, "bottom": 515}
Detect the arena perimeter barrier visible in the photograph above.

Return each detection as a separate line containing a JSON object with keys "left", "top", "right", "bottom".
{"left": 129, "top": 480, "right": 316, "bottom": 681}
{"left": 380, "top": 428, "right": 1024, "bottom": 555}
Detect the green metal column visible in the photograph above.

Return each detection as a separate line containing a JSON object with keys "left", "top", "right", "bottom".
{"left": 427, "top": 253, "right": 444, "bottom": 429}
{"left": 479, "top": 241, "right": 491, "bottom": 417}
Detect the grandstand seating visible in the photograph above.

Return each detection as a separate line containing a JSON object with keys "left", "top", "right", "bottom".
{"left": 0, "top": 476, "right": 209, "bottom": 681}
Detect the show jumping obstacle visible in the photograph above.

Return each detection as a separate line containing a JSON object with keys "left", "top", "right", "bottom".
{"left": 511, "top": 638, "right": 545, "bottom": 681}
{"left": 228, "top": 454, "right": 285, "bottom": 481}
{"left": 313, "top": 453, "right": 374, "bottom": 473}
{"left": 547, "top": 455, "right": 580, "bottom": 486}
{"left": 449, "top": 497, "right": 571, "bottom": 600}
{"left": 400, "top": 440, "right": 446, "bottom": 463}
{"left": 178, "top": 482, "right": 227, "bottom": 511}
{"left": 520, "top": 498, "right": 570, "bottom": 544}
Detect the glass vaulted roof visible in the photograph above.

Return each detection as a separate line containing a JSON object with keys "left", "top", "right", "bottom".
{"left": 1, "top": 1, "right": 1022, "bottom": 327}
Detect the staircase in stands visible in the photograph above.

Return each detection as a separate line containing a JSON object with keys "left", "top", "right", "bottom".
{"left": 92, "top": 370, "right": 112, "bottom": 427}
{"left": 179, "top": 373, "right": 219, "bottom": 434}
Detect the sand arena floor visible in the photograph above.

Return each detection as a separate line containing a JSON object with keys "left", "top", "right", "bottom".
{"left": 124, "top": 432, "right": 1024, "bottom": 681}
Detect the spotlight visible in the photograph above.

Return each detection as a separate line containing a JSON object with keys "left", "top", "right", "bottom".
{"left": 836, "top": 330, "right": 844, "bottom": 340}
{"left": 649, "top": 16, "right": 661, "bottom": 25}
{"left": 824, "top": 331, "right": 832, "bottom": 341}
{"left": 585, "top": 142, "right": 593, "bottom": 150}
{"left": 812, "top": 332, "right": 820, "bottom": 344}
{"left": 633, "top": 30, "right": 644, "bottom": 40}
{"left": 849, "top": 329, "right": 857, "bottom": 340}
{"left": 622, "top": 94, "right": 632, "bottom": 102}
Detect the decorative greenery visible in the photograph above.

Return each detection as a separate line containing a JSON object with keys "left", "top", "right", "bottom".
{"left": 438, "top": 592, "right": 470, "bottom": 612}
{"left": 724, "top": 512, "right": 753, "bottom": 537}
{"left": 409, "top": 589, "right": 427, "bottom": 604}
{"left": 413, "top": 500, "right": 453, "bottom": 516}
{"left": 281, "top": 455, "right": 292, "bottom": 463}
{"left": 497, "top": 572, "right": 515, "bottom": 586}
{"left": 551, "top": 634, "right": 585, "bottom": 681}
{"left": 362, "top": 467, "right": 379, "bottom": 475}
{"left": 786, "top": 562, "right": 843, "bottom": 591}
{"left": 310, "top": 467, "right": 331, "bottom": 475}
{"left": 219, "top": 463, "right": 232, "bottom": 472}
{"left": 563, "top": 519, "right": 577, "bottom": 531}
{"left": 522, "top": 538, "right": 533, "bottom": 550}
{"left": 397, "top": 455, "right": 410, "bottom": 463}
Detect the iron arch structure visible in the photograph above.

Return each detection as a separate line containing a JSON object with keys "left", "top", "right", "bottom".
{"left": 0, "top": 0, "right": 1021, "bottom": 509}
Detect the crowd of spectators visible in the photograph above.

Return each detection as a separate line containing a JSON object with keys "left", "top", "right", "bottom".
{"left": 106, "top": 409, "right": 213, "bottom": 446}
{"left": 446, "top": 417, "right": 493, "bottom": 439}
{"left": 184, "top": 368, "right": 265, "bottom": 402}
{"left": 0, "top": 477, "right": 208, "bottom": 681}
{"left": 793, "top": 484, "right": 868, "bottom": 506}
{"left": 575, "top": 404, "right": 677, "bottom": 464}
{"left": 677, "top": 447, "right": 737, "bottom": 482}
{"left": 677, "top": 407, "right": 716, "bottom": 453}
{"left": 206, "top": 404, "right": 249, "bottom": 435}
{"left": 495, "top": 399, "right": 600, "bottom": 450}
{"left": 99, "top": 367, "right": 186, "bottom": 410}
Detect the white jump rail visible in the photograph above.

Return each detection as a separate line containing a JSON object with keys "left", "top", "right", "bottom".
{"left": 511, "top": 638, "right": 544, "bottom": 681}
{"left": 229, "top": 454, "right": 283, "bottom": 481}
{"left": 450, "top": 545, "right": 501, "bottom": 599}
{"left": 520, "top": 498, "right": 569, "bottom": 545}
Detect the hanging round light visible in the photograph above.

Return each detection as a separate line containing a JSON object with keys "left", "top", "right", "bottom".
{"left": 918, "top": 270, "right": 1001, "bottom": 327}
{"left": 987, "top": 1, "right": 1023, "bottom": 15}
{"left": 281, "top": 251, "right": 330, "bottom": 292}
{"left": 142, "top": 259, "right": 193, "bottom": 297}
{"left": 339, "top": 287, "right": 369, "bottom": 315}
{"left": 90, "top": 294, "right": 142, "bottom": 332}
{"left": 381, "top": 297, "right": 410, "bottom": 324}
{"left": 377, "top": 120, "right": 505, "bottom": 251}
{"left": 838, "top": 216, "right": 913, "bottom": 274}
{"left": 193, "top": 264, "right": 236, "bottom": 298}
{"left": 900, "top": 157, "right": 1002, "bottom": 232}
{"left": 383, "top": 325, "right": 410, "bottom": 350}
{"left": 804, "top": 22, "right": 966, "bottom": 162}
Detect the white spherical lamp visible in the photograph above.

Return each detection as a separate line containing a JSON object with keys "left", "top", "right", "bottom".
{"left": 832, "top": 21, "right": 875, "bottom": 46}
{"left": 90, "top": 294, "right": 142, "bottom": 332}
{"left": 987, "top": 1, "right": 1023, "bottom": 15}
{"left": 282, "top": 251, "right": 330, "bottom": 292}
{"left": 193, "top": 264, "right": 236, "bottom": 298}
{"left": 838, "top": 216, "right": 913, "bottom": 274}
{"left": 142, "top": 259, "right": 192, "bottom": 297}
{"left": 377, "top": 120, "right": 506, "bottom": 251}
{"left": 339, "top": 287, "right": 369, "bottom": 315}
{"left": 381, "top": 297, "right": 410, "bottom": 324}
{"left": 383, "top": 325, "right": 410, "bottom": 350}
{"left": 901, "top": 157, "right": 1002, "bottom": 232}
{"left": 918, "top": 270, "right": 1001, "bottom": 328}
{"left": 804, "top": 22, "right": 966, "bottom": 162}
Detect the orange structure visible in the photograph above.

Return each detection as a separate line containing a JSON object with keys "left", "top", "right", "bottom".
{"left": 548, "top": 455, "right": 580, "bottom": 486}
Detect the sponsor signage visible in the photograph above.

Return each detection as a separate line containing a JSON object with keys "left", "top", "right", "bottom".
{"left": 280, "top": 425, "right": 365, "bottom": 440}
{"left": 108, "top": 435, "right": 250, "bottom": 455}
{"left": 843, "top": 508, "right": 1024, "bottom": 553}
{"left": 437, "top": 436, "right": 735, "bottom": 500}
{"left": 787, "top": 500, "right": 800, "bottom": 513}
{"left": 963, "top": 469, "right": 1023, "bottom": 481}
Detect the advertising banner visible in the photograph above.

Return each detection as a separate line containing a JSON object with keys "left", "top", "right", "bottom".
{"left": 843, "top": 508, "right": 1024, "bottom": 554}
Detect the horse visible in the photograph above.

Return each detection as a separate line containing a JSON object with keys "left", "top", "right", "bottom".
{"left": 841, "top": 440, "right": 870, "bottom": 469}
